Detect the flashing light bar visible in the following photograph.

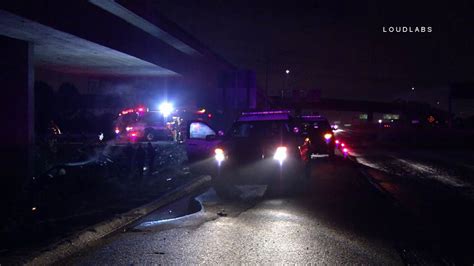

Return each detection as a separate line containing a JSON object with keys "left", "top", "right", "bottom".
{"left": 300, "top": 115, "right": 323, "bottom": 118}
{"left": 121, "top": 108, "right": 134, "bottom": 115}
{"left": 300, "top": 115, "right": 327, "bottom": 121}
{"left": 121, "top": 106, "right": 148, "bottom": 115}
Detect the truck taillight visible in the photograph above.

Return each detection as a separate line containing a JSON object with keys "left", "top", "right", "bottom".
{"left": 323, "top": 133, "right": 332, "bottom": 140}
{"left": 324, "top": 133, "right": 332, "bottom": 144}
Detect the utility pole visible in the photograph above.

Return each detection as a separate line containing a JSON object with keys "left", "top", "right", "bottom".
{"left": 283, "top": 69, "right": 290, "bottom": 100}
{"left": 264, "top": 57, "right": 270, "bottom": 108}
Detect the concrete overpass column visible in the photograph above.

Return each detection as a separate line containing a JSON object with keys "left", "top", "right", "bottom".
{"left": 367, "top": 111, "right": 374, "bottom": 123}
{"left": 0, "top": 36, "right": 34, "bottom": 203}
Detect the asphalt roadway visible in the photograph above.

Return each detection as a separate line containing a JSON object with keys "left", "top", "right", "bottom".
{"left": 59, "top": 156, "right": 443, "bottom": 265}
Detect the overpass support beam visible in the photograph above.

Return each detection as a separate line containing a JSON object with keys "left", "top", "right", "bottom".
{"left": 0, "top": 36, "right": 34, "bottom": 206}
{"left": 367, "top": 111, "right": 374, "bottom": 123}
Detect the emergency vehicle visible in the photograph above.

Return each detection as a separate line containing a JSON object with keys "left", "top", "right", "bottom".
{"left": 114, "top": 106, "right": 215, "bottom": 142}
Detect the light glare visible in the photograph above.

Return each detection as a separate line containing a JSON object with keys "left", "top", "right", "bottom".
{"left": 159, "top": 102, "right": 174, "bottom": 117}
{"left": 215, "top": 148, "right": 225, "bottom": 162}
{"left": 273, "top": 146, "right": 287, "bottom": 162}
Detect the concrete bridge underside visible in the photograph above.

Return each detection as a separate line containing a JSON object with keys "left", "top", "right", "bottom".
{"left": 0, "top": 0, "right": 233, "bottom": 199}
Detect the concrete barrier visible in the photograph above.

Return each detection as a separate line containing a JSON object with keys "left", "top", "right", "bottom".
{"left": 25, "top": 175, "right": 211, "bottom": 266}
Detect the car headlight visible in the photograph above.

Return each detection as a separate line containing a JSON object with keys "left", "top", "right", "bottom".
{"left": 273, "top": 146, "right": 287, "bottom": 163}
{"left": 214, "top": 148, "right": 225, "bottom": 163}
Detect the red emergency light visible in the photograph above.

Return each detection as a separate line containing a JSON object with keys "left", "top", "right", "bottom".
{"left": 121, "top": 109, "right": 134, "bottom": 115}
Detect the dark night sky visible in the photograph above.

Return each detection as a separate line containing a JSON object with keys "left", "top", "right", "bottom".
{"left": 152, "top": 0, "right": 474, "bottom": 107}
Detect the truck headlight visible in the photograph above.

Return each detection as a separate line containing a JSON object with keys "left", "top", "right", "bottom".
{"left": 273, "top": 146, "right": 287, "bottom": 163}
{"left": 215, "top": 148, "right": 225, "bottom": 163}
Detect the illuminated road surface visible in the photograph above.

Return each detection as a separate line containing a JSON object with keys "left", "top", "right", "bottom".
{"left": 62, "top": 158, "right": 410, "bottom": 265}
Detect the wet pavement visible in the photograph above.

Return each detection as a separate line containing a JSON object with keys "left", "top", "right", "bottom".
{"left": 60, "top": 158, "right": 417, "bottom": 265}
{"left": 352, "top": 149, "right": 474, "bottom": 193}
{"left": 350, "top": 148, "right": 474, "bottom": 264}
{"left": 11, "top": 136, "right": 470, "bottom": 264}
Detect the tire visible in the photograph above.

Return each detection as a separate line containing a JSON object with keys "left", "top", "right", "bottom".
{"left": 145, "top": 130, "right": 155, "bottom": 141}
{"left": 328, "top": 148, "right": 336, "bottom": 160}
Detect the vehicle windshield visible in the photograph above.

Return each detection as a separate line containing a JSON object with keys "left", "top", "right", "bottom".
{"left": 228, "top": 120, "right": 290, "bottom": 139}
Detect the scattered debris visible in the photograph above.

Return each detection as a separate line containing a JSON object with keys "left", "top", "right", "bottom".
{"left": 217, "top": 209, "right": 227, "bottom": 217}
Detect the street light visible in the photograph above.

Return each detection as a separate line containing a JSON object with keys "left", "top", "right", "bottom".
{"left": 282, "top": 69, "right": 290, "bottom": 99}
{"left": 410, "top": 86, "right": 416, "bottom": 102}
